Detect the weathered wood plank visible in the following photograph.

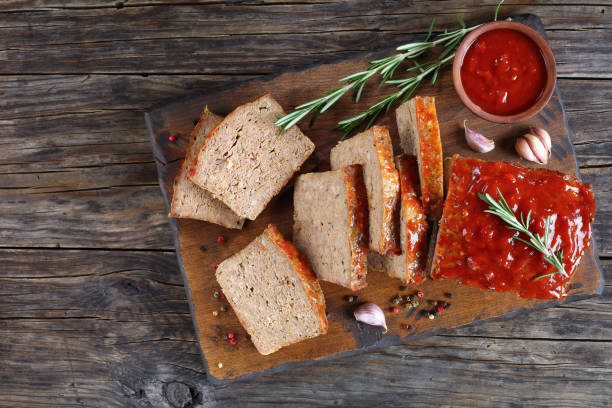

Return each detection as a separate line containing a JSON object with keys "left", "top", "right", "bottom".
{"left": 0, "top": 3, "right": 609, "bottom": 77}
{"left": 0, "top": 250, "right": 609, "bottom": 407}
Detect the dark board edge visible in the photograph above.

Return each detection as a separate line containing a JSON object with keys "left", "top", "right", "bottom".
{"left": 144, "top": 13, "right": 604, "bottom": 385}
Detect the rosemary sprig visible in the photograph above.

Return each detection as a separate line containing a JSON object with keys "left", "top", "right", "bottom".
{"left": 275, "top": 1, "right": 504, "bottom": 137}
{"left": 478, "top": 188, "right": 567, "bottom": 281}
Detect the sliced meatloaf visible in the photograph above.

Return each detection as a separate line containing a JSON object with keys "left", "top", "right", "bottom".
{"left": 293, "top": 165, "right": 369, "bottom": 291}
{"left": 168, "top": 107, "right": 245, "bottom": 229}
{"left": 216, "top": 224, "right": 328, "bottom": 355}
{"left": 369, "top": 154, "right": 428, "bottom": 284}
{"left": 330, "top": 125, "right": 400, "bottom": 255}
{"left": 189, "top": 93, "right": 315, "bottom": 220}
{"left": 396, "top": 96, "right": 444, "bottom": 221}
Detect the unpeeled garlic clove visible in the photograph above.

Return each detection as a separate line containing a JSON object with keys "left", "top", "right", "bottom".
{"left": 464, "top": 120, "right": 495, "bottom": 153}
{"left": 515, "top": 134, "right": 549, "bottom": 164}
{"left": 529, "top": 127, "right": 552, "bottom": 156}
{"left": 354, "top": 302, "right": 387, "bottom": 333}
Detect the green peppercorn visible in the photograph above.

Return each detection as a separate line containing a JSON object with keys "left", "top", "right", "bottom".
{"left": 214, "top": 291, "right": 220, "bottom": 298}
{"left": 212, "top": 310, "right": 219, "bottom": 317}
{"left": 220, "top": 306, "right": 227, "bottom": 312}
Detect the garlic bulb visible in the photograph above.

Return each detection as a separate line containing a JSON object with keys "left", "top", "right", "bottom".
{"left": 464, "top": 120, "right": 495, "bottom": 153}
{"left": 354, "top": 302, "right": 387, "bottom": 333}
{"left": 515, "top": 127, "right": 552, "bottom": 164}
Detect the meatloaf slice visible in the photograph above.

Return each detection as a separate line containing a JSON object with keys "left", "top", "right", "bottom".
{"left": 189, "top": 93, "right": 315, "bottom": 220}
{"left": 369, "top": 154, "right": 428, "bottom": 284}
{"left": 396, "top": 96, "right": 444, "bottom": 221}
{"left": 293, "top": 165, "right": 369, "bottom": 291}
{"left": 168, "top": 107, "right": 245, "bottom": 229}
{"left": 216, "top": 224, "right": 328, "bottom": 355}
{"left": 330, "top": 125, "right": 400, "bottom": 255}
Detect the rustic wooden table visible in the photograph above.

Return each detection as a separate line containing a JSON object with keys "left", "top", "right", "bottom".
{"left": 1, "top": 1, "right": 610, "bottom": 407}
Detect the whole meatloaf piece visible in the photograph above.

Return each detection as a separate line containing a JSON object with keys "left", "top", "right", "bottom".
{"left": 431, "top": 155, "right": 596, "bottom": 300}
{"left": 168, "top": 107, "right": 245, "bottom": 229}
{"left": 369, "top": 154, "right": 429, "bottom": 284}
{"left": 396, "top": 96, "right": 444, "bottom": 221}
{"left": 216, "top": 224, "right": 328, "bottom": 355}
{"left": 330, "top": 125, "right": 400, "bottom": 255}
{"left": 293, "top": 165, "right": 369, "bottom": 291}
{"left": 189, "top": 93, "right": 315, "bottom": 220}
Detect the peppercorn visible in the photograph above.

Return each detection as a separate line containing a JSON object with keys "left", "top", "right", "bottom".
{"left": 214, "top": 326, "right": 220, "bottom": 332}
{"left": 417, "top": 291, "right": 424, "bottom": 298}
{"left": 392, "top": 295, "right": 402, "bottom": 305}
{"left": 433, "top": 310, "right": 439, "bottom": 317}
{"left": 392, "top": 307, "right": 399, "bottom": 314}
{"left": 169, "top": 135, "right": 176, "bottom": 142}
{"left": 199, "top": 245, "right": 206, "bottom": 252}
{"left": 217, "top": 362, "right": 223, "bottom": 368}
{"left": 229, "top": 338, "right": 237, "bottom": 345}
{"left": 228, "top": 332, "right": 234, "bottom": 339}
{"left": 436, "top": 304, "right": 445, "bottom": 314}
{"left": 212, "top": 263, "right": 218, "bottom": 269}
{"left": 346, "top": 295, "right": 355, "bottom": 302}
{"left": 399, "top": 285, "right": 408, "bottom": 291}
{"left": 428, "top": 313, "right": 435, "bottom": 320}
{"left": 220, "top": 306, "right": 227, "bottom": 312}
{"left": 211, "top": 336, "right": 218, "bottom": 342}
{"left": 401, "top": 323, "right": 412, "bottom": 330}
{"left": 444, "top": 292, "right": 453, "bottom": 299}
{"left": 212, "top": 310, "right": 218, "bottom": 317}
{"left": 217, "top": 235, "right": 226, "bottom": 243}
{"left": 411, "top": 300, "right": 420, "bottom": 308}
{"left": 222, "top": 334, "right": 228, "bottom": 340}
{"left": 213, "top": 291, "right": 220, "bottom": 298}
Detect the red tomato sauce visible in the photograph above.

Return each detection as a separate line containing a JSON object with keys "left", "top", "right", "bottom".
{"left": 432, "top": 157, "right": 595, "bottom": 300}
{"left": 460, "top": 28, "right": 547, "bottom": 116}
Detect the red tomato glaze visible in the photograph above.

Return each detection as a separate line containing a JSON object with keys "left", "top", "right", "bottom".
{"left": 432, "top": 157, "right": 595, "bottom": 300}
{"left": 461, "top": 28, "right": 547, "bottom": 115}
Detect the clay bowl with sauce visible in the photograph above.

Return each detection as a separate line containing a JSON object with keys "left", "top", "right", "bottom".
{"left": 452, "top": 21, "right": 556, "bottom": 123}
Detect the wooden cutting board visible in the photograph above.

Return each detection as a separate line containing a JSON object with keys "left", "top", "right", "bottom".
{"left": 145, "top": 15, "right": 604, "bottom": 383}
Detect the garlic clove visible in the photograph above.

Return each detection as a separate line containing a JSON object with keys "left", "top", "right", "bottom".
{"left": 354, "top": 302, "right": 387, "bottom": 333}
{"left": 464, "top": 120, "right": 495, "bottom": 153}
{"left": 523, "top": 134, "right": 549, "bottom": 164}
{"left": 515, "top": 137, "right": 541, "bottom": 163}
{"left": 529, "top": 127, "right": 552, "bottom": 156}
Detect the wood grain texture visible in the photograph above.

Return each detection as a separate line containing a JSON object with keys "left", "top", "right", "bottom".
{"left": 146, "top": 15, "right": 603, "bottom": 381}
{"left": 0, "top": 0, "right": 610, "bottom": 406}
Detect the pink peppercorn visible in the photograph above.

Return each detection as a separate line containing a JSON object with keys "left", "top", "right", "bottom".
{"left": 417, "top": 291, "right": 424, "bottom": 298}
{"left": 169, "top": 135, "right": 176, "bottom": 142}
{"left": 229, "top": 338, "right": 237, "bottom": 345}
{"left": 217, "top": 235, "right": 226, "bottom": 243}
{"left": 392, "top": 307, "right": 399, "bottom": 314}
{"left": 436, "top": 305, "right": 445, "bottom": 314}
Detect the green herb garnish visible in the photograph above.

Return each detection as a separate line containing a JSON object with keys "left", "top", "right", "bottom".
{"left": 478, "top": 188, "right": 567, "bottom": 281}
{"left": 275, "top": 1, "right": 504, "bottom": 138}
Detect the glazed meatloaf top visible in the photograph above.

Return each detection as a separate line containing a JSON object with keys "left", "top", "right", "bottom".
{"left": 168, "top": 107, "right": 245, "bottom": 229}
{"left": 215, "top": 224, "right": 328, "bottom": 355}
{"left": 293, "top": 165, "right": 369, "bottom": 291}
{"left": 330, "top": 125, "right": 400, "bottom": 255}
{"left": 431, "top": 155, "right": 596, "bottom": 300}
{"left": 189, "top": 93, "right": 315, "bottom": 220}
{"left": 396, "top": 96, "right": 444, "bottom": 221}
